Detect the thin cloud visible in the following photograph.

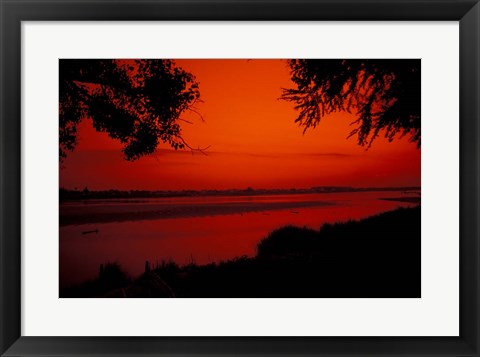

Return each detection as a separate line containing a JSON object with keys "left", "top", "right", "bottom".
{"left": 205, "top": 150, "right": 354, "bottom": 159}
{"left": 76, "top": 147, "right": 353, "bottom": 159}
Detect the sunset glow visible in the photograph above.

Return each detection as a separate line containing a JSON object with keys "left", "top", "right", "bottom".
{"left": 59, "top": 59, "right": 420, "bottom": 191}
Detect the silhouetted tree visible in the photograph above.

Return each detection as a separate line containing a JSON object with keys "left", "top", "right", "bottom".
{"left": 59, "top": 59, "right": 201, "bottom": 162}
{"left": 281, "top": 59, "right": 420, "bottom": 147}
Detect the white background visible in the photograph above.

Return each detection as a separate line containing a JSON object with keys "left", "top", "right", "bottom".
{"left": 22, "top": 22, "right": 459, "bottom": 336}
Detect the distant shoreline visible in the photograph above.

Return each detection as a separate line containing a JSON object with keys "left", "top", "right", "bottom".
{"left": 60, "top": 189, "right": 421, "bottom": 226}
{"left": 60, "top": 186, "right": 421, "bottom": 202}
{"left": 60, "top": 200, "right": 335, "bottom": 226}
{"left": 379, "top": 197, "right": 421, "bottom": 203}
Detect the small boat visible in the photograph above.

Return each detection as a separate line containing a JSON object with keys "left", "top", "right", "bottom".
{"left": 82, "top": 229, "right": 99, "bottom": 235}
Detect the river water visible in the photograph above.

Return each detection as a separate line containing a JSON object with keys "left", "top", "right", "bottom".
{"left": 59, "top": 190, "right": 418, "bottom": 288}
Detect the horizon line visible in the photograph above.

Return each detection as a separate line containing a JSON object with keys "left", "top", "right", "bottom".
{"left": 60, "top": 185, "right": 421, "bottom": 192}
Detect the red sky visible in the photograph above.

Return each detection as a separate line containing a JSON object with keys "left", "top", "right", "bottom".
{"left": 59, "top": 59, "right": 420, "bottom": 191}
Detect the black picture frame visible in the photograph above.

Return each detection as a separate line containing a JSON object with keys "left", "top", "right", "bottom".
{"left": 1, "top": 0, "right": 479, "bottom": 356}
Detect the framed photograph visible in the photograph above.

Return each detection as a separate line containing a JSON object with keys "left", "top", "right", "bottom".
{"left": 1, "top": 0, "right": 479, "bottom": 356}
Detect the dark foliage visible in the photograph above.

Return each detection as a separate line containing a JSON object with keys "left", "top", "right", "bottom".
{"left": 204, "top": 206, "right": 418, "bottom": 297}
{"left": 60, "top": 262, "right": 130, "bottom": 298}
{"left": 257, "top": 225, "right": 319, "bottom": 258}
{"left": 59, "top": 59, "right": 200, "bottom": 162}
{"left": 281, "top": 59, "right": 421, "bottom": 148}
{"left": 167, "top": 206, "right": 420, "bottom": 298}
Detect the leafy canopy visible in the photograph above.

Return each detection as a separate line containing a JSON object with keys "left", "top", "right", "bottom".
{"left": 281, "top": 59, "right": 420, "bottom": 148}
{"left": 59, "top": 59, "right": 201, "bottom": 162}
